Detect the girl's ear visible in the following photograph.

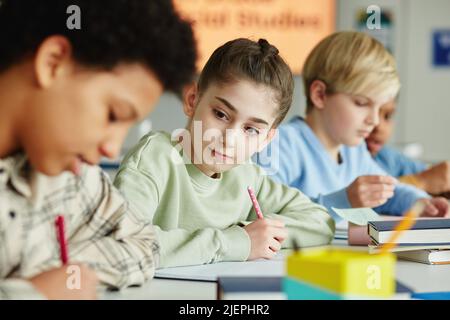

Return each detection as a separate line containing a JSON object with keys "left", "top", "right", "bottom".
{"left": 309, "top": 80, "right": 328, "bottom": 110}
{"left": 182, "top": 83, "right": 198, "bottom": 118}
{"left": 257, "top": 128, "right": 277, "bottom": 152}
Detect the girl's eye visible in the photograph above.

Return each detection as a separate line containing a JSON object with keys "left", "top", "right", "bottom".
{"left": 245, "top": 127, "right": 260, "bottom": 136}
{"left": 214, "top": 109, "right": 229, "bottom": 121}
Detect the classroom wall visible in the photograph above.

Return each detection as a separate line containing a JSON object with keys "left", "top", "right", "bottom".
{"left": 122, "top": 0, "right": 450, "bottom": 162}
{"left": 400, "top": 0, "right": 450, "bottom": 162}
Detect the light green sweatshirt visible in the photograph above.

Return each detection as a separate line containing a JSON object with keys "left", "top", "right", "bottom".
{"left": 114, "top": 131, "right": 335, "bottom": 268}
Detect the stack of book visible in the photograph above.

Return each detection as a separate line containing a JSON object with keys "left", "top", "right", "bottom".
{"left": 368, "top": 218, "right": 450, "bottom": 265}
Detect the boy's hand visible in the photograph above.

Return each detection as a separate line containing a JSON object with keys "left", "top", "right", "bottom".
{"left": 244, "top": 218, "right": 287, "bottom": 260}
{"left": 416, "top": 161, "right": 450, "bottom": 195}
{"left": 347, "top": 175, "right": 397, "bottom": 208}
{"left": 418, "top": 197, "right": 449, "bottom": 217}
{"left": 29, "top": 264, "right": 98, "bottom": 300}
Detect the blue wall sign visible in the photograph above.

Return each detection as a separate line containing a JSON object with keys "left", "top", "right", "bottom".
{"left": 433, "top": 30, "right": 450, "bottom": 67}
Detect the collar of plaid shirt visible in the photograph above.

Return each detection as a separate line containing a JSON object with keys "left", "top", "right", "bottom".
{"left": 0, "top": 153, "right": 33, "bottom": 198}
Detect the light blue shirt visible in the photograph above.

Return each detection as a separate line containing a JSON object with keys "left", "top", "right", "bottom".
{"left": 254, "top": 117, "right": 429, "bottom": 220}
{"left": 374, "top": 146, "right": 427, "bottom": 177}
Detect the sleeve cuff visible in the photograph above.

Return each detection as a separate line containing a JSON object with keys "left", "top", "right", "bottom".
{"left": 398, "top": 183, "right": 430, "bottom": 215}
{"left": 317, "top": 188, "right": 352, "bottom": 221}
{"left": 220, "top": 225, "right": 251, "bottom": 262}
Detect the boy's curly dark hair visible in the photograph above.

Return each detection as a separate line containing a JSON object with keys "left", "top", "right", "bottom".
{"left": 0, "top": 0, "right": 197, "bottom": 94}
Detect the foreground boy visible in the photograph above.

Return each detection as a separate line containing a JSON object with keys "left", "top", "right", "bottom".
{"left": 0, "top": 0, "right": 196, "bottom": 299}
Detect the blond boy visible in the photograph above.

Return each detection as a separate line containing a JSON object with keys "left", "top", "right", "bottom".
{"left": 255, "top": 31, "right": 448, "bottom": 218}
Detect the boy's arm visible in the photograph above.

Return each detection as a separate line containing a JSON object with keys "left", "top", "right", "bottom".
{"left": 401, "top": 161, "right": 450, "bottom": 195}
{"left": 255, "top": 175, "right": 335, "bottom": 248}
{"left": 375, "top": 183, "right": 429, "bottom": 216}
{"left": 378, "top": 146, "right": 428, "bottom": 177}
{"left": 399, "top": 174, "right": 425, "bottom": 189}
{"left": 0, "top": 279, "right": 45, "bottom": 300}
{"left": 367, "top": 156, "right": 430, "bottom": 216}
{"left": 68, "top": 166, "right": 159, "bottom": 289}
{"left": 312, "top": 179, "right": 429, "bottom": 218}
{"left": 315, "top": 149, "right": 430, "bottom": 218}
{"left": 114, "top": 167, "right": 251, "bottom": 268}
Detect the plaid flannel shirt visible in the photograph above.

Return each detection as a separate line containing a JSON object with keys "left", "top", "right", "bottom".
{"left": 0, "top": 153, "right": 159, "bottom": 299}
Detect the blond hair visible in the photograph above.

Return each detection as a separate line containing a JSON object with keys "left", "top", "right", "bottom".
{"left": 303, "top": 31, "right": 400, "bottom": 113}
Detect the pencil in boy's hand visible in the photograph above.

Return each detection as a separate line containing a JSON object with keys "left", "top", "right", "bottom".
{"left": 55, "top": 215, "right": 69, "bottom": 265}
{"left": 247, "top": 186, "right": 264, "bottom": 219}
{"left": 379, "top": 201, "right": 426, "bottom": 254}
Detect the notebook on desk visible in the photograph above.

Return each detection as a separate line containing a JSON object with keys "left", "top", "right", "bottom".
{"left": 155, "top": 252, "right": 286, "bottom": 282}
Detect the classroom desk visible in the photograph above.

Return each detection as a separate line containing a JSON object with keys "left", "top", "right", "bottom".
{"left": 103, "top": 239, "right": 450, "bottom": 300}
{"left": 103, "top": 278, "right": 216, "bottom": 300}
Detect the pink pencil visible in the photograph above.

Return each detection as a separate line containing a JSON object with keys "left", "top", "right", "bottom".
{"left": 55, "top": 215, "right": 69, "bottom": 265}
{"left": 247, "top": 186, "right": 264, "bottom": 219}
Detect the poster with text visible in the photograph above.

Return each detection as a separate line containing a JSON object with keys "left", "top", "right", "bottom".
{"left": 174, "top": 0, "right": 335, "bottom": 74}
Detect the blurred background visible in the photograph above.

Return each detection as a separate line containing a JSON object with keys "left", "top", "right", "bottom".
{"left": 104, "top": 0, "right": 450, "bottom": 175}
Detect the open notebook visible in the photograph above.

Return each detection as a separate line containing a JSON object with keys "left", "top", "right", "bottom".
{"left": 155, "top": 239, "right": 351, "bottom": 282}
{"left": 155, "top": 251, "right": 286, "bottom": 282}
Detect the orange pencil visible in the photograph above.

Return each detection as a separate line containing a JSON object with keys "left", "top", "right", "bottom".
{"left": 379, "top": 201, "right": 426, "bottom": 254}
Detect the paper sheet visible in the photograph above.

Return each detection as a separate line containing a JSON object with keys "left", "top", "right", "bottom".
{"left": 332, "top": 207, "right": 381, "bottom": 226}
